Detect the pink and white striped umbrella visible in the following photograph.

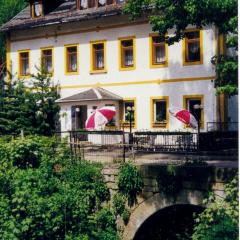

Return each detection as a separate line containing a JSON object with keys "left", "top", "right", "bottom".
{"left": 169, "top": 108, "right": 198, "bottom": 129}
{"left": 85, "top": 106, "right": 116, "bottom": 130}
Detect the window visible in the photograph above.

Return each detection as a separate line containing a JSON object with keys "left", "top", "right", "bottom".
{"left": 90, "top": 41, "right": 106, "bottom": 73}
{"left": 122, "top": 99, "right": 136, "bottom": 128}
{"left": 65, "top": 45, "right": 79, "bottom": 74}
{"left": 150, "top": 34, "right": 168, "bottom": 68}
{"left": 19, "top": 50, "right": 30, "bottom": 77}
{"left": 183, "top": 29, "right": 203, "bottom": 65}
{"left": 41, "top": 48, "right": 53, "bottom": 75}
{"left": 31, "top": 1, "right": 43, "bottom": 18}
{"left": 151, "top": 97, "right": 169, "bottom": 128}
{"left": 78, "top": 0, "right": 120, "bottom": 9}
{"left": 183, "top": 95, "right": 204, "bottom": 128}
{"left": 119, "top": 37, "right": 136, "bottom": 70}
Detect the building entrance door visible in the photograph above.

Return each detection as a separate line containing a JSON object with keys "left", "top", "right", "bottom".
{"left": 71, "top": 105, "right": 87, "bottom": 130}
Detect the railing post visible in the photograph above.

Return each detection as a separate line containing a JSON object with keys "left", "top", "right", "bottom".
{"left": 123, "top": 130, "right": 126, "bottom": 162}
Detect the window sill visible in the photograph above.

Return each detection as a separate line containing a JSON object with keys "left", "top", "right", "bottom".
{"left": 121, "top": 122, "right": 136, "bottom": 128}
{"left": 44, "top": 72, "right": 54, "bottom": 77}
{"left": 150, "top": 63, "right": 168, "bottom": 68}
{"left": 90, "top": 69, "right": 107, "bottom": 74}
{"left": 152, "top": 122, "right": 168, "bottom": 128}
{"left": 183, "top": 60, "right": 203, "bottom": 66}
{"left": 65, "top": 71, "right": 79, "bottom": 76}
{"left": 119, "top": 66, "right": 136, "bottom": 71}
{"left": 19, "top": 75, "right": 31, "bottom": 79}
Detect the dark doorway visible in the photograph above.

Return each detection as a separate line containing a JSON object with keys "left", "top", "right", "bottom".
{"left": 133, "top": 204, "right": 203, "bottom": 240}
{"left": 71, "top": 105, "right": 87, "bottom": 130}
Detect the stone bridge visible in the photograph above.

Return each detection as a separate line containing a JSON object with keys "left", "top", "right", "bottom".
{"left": 102, "top": 161, "right": 237, "bottom": 240}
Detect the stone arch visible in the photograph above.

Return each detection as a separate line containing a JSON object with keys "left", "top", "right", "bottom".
{"left": 123, "top": 189, "right": 205, "bottom": 240}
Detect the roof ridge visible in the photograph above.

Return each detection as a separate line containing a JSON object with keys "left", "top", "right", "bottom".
{"left": 93, "top": 88, "right": 103, "bottom": 99}
{"left": 96, "top": 87, "right": 122, "bottom": 100}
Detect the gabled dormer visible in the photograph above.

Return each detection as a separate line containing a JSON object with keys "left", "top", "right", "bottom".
{"left": 30, "top": 0, "right": 64, "bottom": 19}
{"left": 30, "top": 0, "right": 44, "bottom": 18}
{"left": 76, "top": 0, "right": 125, "bottom": 10}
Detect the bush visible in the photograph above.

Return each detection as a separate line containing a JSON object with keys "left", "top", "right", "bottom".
{"left": 117, "top": 162, "right": 143, "bottom": 206}
{"left": 192, "top": 175, "right": 238, "bottom": 240}
{"left": 0, "top": 136, "right": 118, "bottom": 239}
{"left": 8, "top": 138, "right": 41, "bottom": 168}
{"left": 121, "top": 209, "right": 131, "bottom": 225}
{"left": 113, "top": 193, "right": 126, "bottom": 216}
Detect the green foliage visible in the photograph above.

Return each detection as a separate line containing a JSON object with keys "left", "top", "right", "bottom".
{"left": 95, "top": 207, "right": 118, "bottom": 240}
{"left": 29, "top": 68, "right": 60, "bottom": 135}
{"left": 192, "top": 174, "right": 239, "bottom": 240}
{"left": 124, "top": 0, "right": 237, "bottom": 42}
{"left": 121, "top": 208, "right": 131, "bottom": 225}
{"left": 117, "top": 162, "right": 143, "bottom": 205}
{"left": 0, "top": 69, "right": 60, "bottom": 135}
{"left": 8, "top": 138, "right": 41, "bottom": 169}
{"left": 213, "top": 54, "right": 238, "bottom": 96}
{"left": 113, "top": 193, "right": 126, "bottom": 216}
{"left": 0, "top": 136, "right": 118, "bottom": 239}
{"left": 124, "top": 0, "right": 238, "bottom": 95}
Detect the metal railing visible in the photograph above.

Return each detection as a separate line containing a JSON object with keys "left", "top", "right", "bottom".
{"left": 133, "top": 131, "right": 198, "bottom": 153}
{"left": 68, "top": 130, "right": 126, "bottom": 163}
{"left": 62, "top": 130, "right": 199, "bottom": 162}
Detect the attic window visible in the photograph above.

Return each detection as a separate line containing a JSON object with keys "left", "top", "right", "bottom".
{"left": 78, "top": 0, "right": 125, "bottom": 10}
{"left": 31, "top": 1, "right": 43, "bottom": 18}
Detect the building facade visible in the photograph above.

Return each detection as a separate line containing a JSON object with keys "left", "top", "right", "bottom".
{"left": 2, "top": 0, "right": 235, "bottom": 132}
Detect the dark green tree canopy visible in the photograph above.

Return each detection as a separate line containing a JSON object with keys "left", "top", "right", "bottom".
{"left": 0, "top": 69, "right": 60, "bottom": 136}
{"left": 124, "top": 0, "right": 237, "bottom": 44}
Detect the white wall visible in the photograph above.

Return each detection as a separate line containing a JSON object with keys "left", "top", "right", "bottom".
{"left": 10, "top": 23, "right": 216, "bottom": 86}
{"left": 10, "top": 22, "right": 218, "bottom": 131}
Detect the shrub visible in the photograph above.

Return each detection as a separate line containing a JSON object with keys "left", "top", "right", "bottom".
{"left": 8, "top": 138, "right": 41, "bottom": 168}
{"left": 121, "top": 209, "right": 131, "bottom": 224}
{"left": 192, "top": 174, "right": 238, "bottom": 240}
{"left": 0, "top": 136, "right": 117, "bottom": 239}
{"left": 117, "top": 162, "right": 143, "bottom": 205}
{"left": 113, "top": 193, "right": 126, "bottom": 216}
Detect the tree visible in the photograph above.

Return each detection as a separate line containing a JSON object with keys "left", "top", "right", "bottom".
{"left": 29, "top": 68, "right": 60, "bottom": 135}
{"left": 0, "top": 79, "right": 31, "bottom": 135}
{"left": 192, "top": 175, "right": 238, "bottom": 240}
{"left": 0, "top": 69, "right": 60, "bottom": 136}
{"left": 124, "top": 0, "right": 238, "bottom": 95}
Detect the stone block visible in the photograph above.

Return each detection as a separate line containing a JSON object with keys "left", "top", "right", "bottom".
{"left": 102, "top": 167, "right": 119, "bottom": 176}
{"left": 107, "top": 182, "right": 118, "bottom": 190}
{"left": 104, "top": 174, "right": 115, "bottom": 183}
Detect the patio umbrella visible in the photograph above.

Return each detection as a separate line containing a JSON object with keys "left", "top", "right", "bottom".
{"left": 169, "top": 108, "right": 198, "bottom": 129}
{"left": 85, "top": 106, "right": 116, "bottom": 130}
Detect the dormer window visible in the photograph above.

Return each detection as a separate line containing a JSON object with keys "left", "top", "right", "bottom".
{"left": 77, "top": 0, "right": 125, "bottom": 10}
{"left": 31, "top": 1, "right": 43, "bottom": 18}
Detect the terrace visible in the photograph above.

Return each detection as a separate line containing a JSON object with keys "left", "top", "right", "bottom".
{"left": 59, "top": 122, "right": 238, "bottom": 163}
